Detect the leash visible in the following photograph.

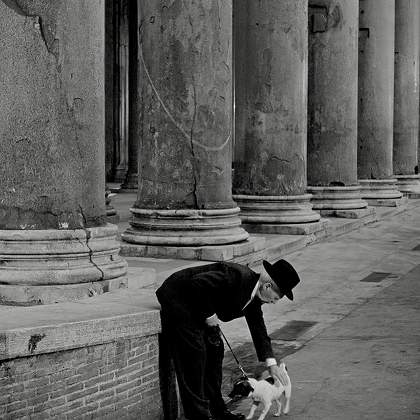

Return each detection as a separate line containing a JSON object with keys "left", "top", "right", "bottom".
{"left": 219, "top": 327, "right": 249, "bottom": 379}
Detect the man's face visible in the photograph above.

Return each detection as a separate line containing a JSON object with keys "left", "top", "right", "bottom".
{"left": 258, "top": 276, "right": 284, "bottom": 304}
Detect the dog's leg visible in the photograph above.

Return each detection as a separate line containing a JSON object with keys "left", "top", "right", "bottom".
{"left": 246, "top": 403, "right": 258, "bottom": 420}
{"left": 283, "top": 387, "right": 291, "bottom": 414}
{"left": 256, "top": 401, "right": 271, "bottom": 420}
{"left": 273, "top": 399, "right": 282, "bottom": 417}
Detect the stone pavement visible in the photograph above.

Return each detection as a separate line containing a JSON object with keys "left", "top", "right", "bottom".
{"left": 220, "top": 205, "right": 420, "bottom": 419}
{"left": 110, "top": 192, "right": 420, "bottom": 419}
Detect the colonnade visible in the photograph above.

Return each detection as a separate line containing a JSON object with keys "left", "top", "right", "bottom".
{"left": 0, "top": 0, "right": 419, "bottom": 304}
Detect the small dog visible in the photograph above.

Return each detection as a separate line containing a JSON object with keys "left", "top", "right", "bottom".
{"left": 228, "top": 362, "right": 291, "bottom": 420}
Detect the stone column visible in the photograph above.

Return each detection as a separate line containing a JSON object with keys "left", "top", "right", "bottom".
{"left": 114, "top": 0, "right": 129, "bottom": 184}
{"left": 121, "top": 0, "right": 138, "bottom": 191}
{"left": 393, "top": 0, "right": 420, "bottom": 195}
{"left": 122, "top": 0, "right": 248, "bottom": 247}
{"left": 308, "top": 0, "right": 370, "bottom": 217}
{"left": 0, "top": 1, "right": 127, "bottom": 305}
{"left": 357, "top": 0, "right": 403, "bottom": 206}
{"left": 232, "top": 0, "right": 322, "bottom": 235}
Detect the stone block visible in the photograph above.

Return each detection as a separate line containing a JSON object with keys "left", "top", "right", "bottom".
{"left": 320, "top": 207, "right": 376, "bottom": 220}
{"left": 242, "top": 220, "right": 329, "bottom": 236}
{"left": 365, "top": 197, "right": 407, "bottom": 207}
{"left": 120, "top": 236, "right": 266, "bottom": 262}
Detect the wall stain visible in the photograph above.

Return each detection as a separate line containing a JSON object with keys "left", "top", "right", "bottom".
{"left": 28, "top": 333, "right": 46, "bottom": 354}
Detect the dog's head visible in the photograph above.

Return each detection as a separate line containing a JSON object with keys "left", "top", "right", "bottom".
{"left": 228, "top": 378, "right": 254, "bottom": 401}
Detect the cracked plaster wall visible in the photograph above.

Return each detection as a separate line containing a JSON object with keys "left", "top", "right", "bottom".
{"left": 0, "top": 0, "right": 106, "bottom": 229}
{"left": 233, "top": 0, "right": 308, "bottom": 196}
{"left": 135, "top": 0, "right": 235, "bottom": 210}
{"left": 307, "top": 0, "right": 359, "bottom": 186}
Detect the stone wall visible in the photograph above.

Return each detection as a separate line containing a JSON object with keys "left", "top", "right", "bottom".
{"left": 0, "top": 289, "right": 162, "bottom": 419}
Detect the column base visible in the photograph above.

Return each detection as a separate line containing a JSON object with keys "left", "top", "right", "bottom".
{"left": 0, "top": 224, "right": 128, "bottom": 305}
{"left": 106, "top": 191, "right": 120, "bottom": 224}
{"left": 121, "top": 207, "right": 249, "bottom": 246}
{"left": 307, "top": 186, "right": 368, "bottom": 217}
{"left": 120, "top": 173, "right": 138, "bottom": 191}
{"left": 233, "top": 194, "right": 321, "bottom": 224}
{"left": 120, "top": 235, "right": 265, "bottom": 262}
{"left": 319, "top": 207, "right": 376, "bottom": 219}
{"left": 359, "top": 179, "right": 405, "bottom": 207}
{"left": 394, "top": 174, "right": 420, "bottom": 196}
{"left": 241, "top": 219, "right": 329, "bottom": 235}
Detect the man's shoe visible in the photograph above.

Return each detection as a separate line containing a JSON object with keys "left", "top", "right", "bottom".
{"left": 214, "top": 409, "right": 245, "bottom": 420}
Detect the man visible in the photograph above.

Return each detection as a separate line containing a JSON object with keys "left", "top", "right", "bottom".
{"left": 156, "top": 259, "right": 300, "bottom": 420}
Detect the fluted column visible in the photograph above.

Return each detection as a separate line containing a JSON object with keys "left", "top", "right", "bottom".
{"left": 114, "top": 0, "right": 129, "bottom": 184}
{"left": 0, "top": 1, "right": 127, "bottom": 305}
{"left": 122, "top": 0, "right": 248, "bottom": 246}
{"left": 393, "top": 0, "right": 420, "bottom": 194}
{"left": 308, "top": 0, "right": 369, "bottom": 216}
{"left": 121, "top": 0, "right": 138, "bottom": 190}
{"left": 358, "top": 0, "right": 403, "bottom": 206}
{"left": 232, "top": 0, "right": 321, "bottom": 234}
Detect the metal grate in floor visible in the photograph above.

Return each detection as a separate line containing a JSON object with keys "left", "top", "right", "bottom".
{"left": 270, "top": 320, "right": 317, "bottom": 341}
{"left": 360, "top": 272, "right": 391, "bottom": 283}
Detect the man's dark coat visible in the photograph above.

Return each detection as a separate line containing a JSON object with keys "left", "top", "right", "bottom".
{"left": 156, "top": 261, "right": 274, "bottom": 361}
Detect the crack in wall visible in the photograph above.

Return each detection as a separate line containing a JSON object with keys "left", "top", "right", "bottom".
{"left": 78, "top": 205, "right": 105, "bottom": 282}
{"left": 189, "top": 75, "right": 200, "bottom": 208}
{"left": 1, "top": 0, "right": 60, "bottom": 63}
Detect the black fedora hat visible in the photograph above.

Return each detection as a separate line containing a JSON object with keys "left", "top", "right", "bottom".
{"left": 262, "top": 259, "right": 300, "bottom": 300}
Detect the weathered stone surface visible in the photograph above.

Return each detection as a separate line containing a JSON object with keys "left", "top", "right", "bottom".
{"left": 0, "top": 224, "right": 128, "bottom": 304}
{"left": 242, "top": 220, "right": 329, "bottom": 236}
{"left": 359, "top": 179, "right": 404, "bottom": 207}
{"left": 0, "top": 0, "right": 106, "bottom": 229}
{"left": 395, "top": 175, "right": 420, "bottom": 195}
{"left": 0, "top": 288, "right": 160, "bottom": 360}
{"left": 308, "top": 186, "right": 368, "bottom": 211}
{"left": 120, "top": 235, "right": 265, "bottom": 262}
{"left": 358, "top": 0, "right": 395, "bottom": 181}
{"left": 308, "top": 0, "right": 359, "bottom": 187}
{"left": 234, "top": 194, "right": 320, "bottom": 224}
{"left": 233, "top": 0, "right": 308, "bottom": 197}
{"left": 135, "top": 0, "right": 235, "bottom": 210}
{"left": 123, "top": 0, "right": 247, "bottom": 247}
{"left": 123, "top": 207, "right": 249, "bottom": 246}
{"left": 394, "top": 0, "right": 420, "bottom": 176}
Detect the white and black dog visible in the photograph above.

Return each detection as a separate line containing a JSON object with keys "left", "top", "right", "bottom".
{"left": 228, "top": 362, "right": 291, "bottom": 420}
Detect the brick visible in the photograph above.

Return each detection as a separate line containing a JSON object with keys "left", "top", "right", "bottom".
{"left": 85, "top": 388, "right": 114, "bottom": 404}
{"left": 99, "top": 377, "right": 126, "bottom": 391}
{"left": 84, "top": 372, "right": 114, "bottom": 389}
{"left": 65, "top": 375, "right": 82, "bottom": 386}
{"left": 49, "top": 369, "right": 73, "bottom": 382}
{"left": 6, "top": 400, "right": 26, "bottom": 413}
{"left": 142, "top": 356, "right": 158, "bottom": 368}
{"left": 27, "top": 393, "right": 49, "bottom": 407}
{"left": 99, "top": 395, "right": 120, "bottom": 408}
{"left": 66, "top": 385, "right": 98, "bottom": 403}
{"left": 67, "top": 383, "right": 83, "bottom": 394}
{"left": 25, "top": 377, "right": 49, "bottom": 390}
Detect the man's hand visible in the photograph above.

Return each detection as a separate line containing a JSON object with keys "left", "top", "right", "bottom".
{"left": 205, "top": 314, "right": 220, "bottom": 327}
{"left": 269, "top": 363, "right": 289, "bottom": 387}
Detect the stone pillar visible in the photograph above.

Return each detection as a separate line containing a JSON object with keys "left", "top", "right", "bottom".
{"left": 122, "top": 1, "right": 248, "bottom": 247}
{"left": 394, "top": 0, "right": 420, "bottom": 195}
{"left": 114, "top": 0, "right": 129, "bottom": 184}
{"left": 0, "top": 1, "right": 127, "bottom": 305}
{"left": 232, "top": 0, "right": 322, "bottom": 235}
{"left": 357, "top": 0, "right": 403, "bottom": 206}
{"left": 105, "top": 0, "right": 116, "bottom": 181}
{"left": 308, "top": 0, "right": 370, "bottom": 217}
{"left": 121, "top": 0, "right": 138, "bottom": 191}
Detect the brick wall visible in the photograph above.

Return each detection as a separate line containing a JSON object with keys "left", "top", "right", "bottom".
{"left": 0, "top": 334, "right": 161, "bottom": 419}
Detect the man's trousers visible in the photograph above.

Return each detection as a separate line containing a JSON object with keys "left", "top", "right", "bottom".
{"left": 159, "top": 307, "right": 226, "bottom": 420}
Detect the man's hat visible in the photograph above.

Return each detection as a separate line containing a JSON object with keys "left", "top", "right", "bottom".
{"left": 262, "top": 259, "right": 300, "bottom": 301}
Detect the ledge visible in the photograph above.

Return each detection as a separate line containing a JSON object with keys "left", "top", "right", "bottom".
{"left": 0, "top": 288, "right": 161, "bottom": 361}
